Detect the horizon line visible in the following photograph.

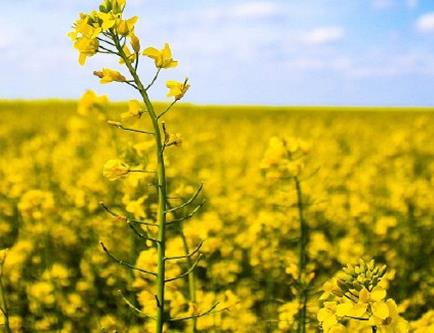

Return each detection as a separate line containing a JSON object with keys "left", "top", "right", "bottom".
{"left": 1, "top": 99, "right": 434, "bottom": 110}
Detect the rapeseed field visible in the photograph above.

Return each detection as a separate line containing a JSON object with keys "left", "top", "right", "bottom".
{"left": 0, "top": 100, "right": 433, "bottom": 332}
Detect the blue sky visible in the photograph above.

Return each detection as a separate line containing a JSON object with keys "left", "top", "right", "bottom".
{"left": 2, "top": 0, "right": 434, "bottom": 105}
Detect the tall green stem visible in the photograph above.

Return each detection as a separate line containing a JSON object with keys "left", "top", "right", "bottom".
{"left": 178, "top": 228, "right": 198, "bottom": 333}
{"left": 113, "top": 34, "right": 167, "bottom": 333}
{"left": 295, "top": 177, "right": 308, "bottom": 333}
{"left": 0, "top": 269, "right": 11, "bottom": 333}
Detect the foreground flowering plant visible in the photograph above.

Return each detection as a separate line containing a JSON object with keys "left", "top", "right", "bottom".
{"left": 68, "top": 1, "right": 215, "bottom": 332}
{"left": 318, "top": 259, "right": 409, "bottom": 333}
{"left": 261, "top": 137, "right": 314, "bottom": 333}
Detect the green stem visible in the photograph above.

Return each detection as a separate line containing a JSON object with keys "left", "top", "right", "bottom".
{"left": 0, "top": 271, "right": 11, "bottom": 333}
{"left": 113, "top": 33, "right": 167, "bottom": 333}
{"left": 178, "top": 228, "right": 198, "bottom": 333}
{"left": 145, "top": 68, "right": 161, "bottom": 91}
{"left": 295, "top": 177, "right": 308, "bottom": 333}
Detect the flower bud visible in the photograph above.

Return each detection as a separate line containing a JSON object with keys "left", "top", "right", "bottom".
{"left": 130, "top": 33, "right": 141, "bottom": 53}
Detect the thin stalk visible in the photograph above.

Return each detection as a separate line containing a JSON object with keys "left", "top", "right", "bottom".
{"left": 178, "top": 227, "right": 198, "bottom": 333}
{"left": 265, "top": 273, "right": 274, "bottom": 333}
{"left": 145, "top": 68, "right": 161, "bottom": 91}
{"left": 0, "top": 265, "right": 11, "bottom": 333}
{"left": 157, "top": 100, "right": 176, "bottom": 119}
{"left": 113, "top": 33, "right": 167, "bottom": 333}
{"left": 295, "top": 177, "right": 308, "bottom": 333}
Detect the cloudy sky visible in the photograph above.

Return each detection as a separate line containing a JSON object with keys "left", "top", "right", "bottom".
{"left": 2, "top": 0, "right": 434, "bottom": 105}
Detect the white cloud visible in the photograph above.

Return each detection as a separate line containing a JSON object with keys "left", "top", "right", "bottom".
{"left": 231, "top": 2, "right": 279, "bottom": 19}
{"left": 0, "top": 34, "right": 11, "bottom": 49}
{"left": 372, "top": 0, "right": 394, "bottom": 9}
{"left": 0, "top": 21, "right": 18, "bottom": 50}
{"left": 302, "top": 27, "right": 345, "bottom": 45}
{"left": 416, "top": 12, "right": 434, "bottom": 33}
{"left": 285, "top": 56, "right": 351, "bottom": 72}
{"left": 406, "top": 0, "right": 418, "bottom": 8}
{"left": 202, "top": 1, "right": 279, "bottom": 21}
{"left": 283, "top": 49, "right": 434, "bottom": 79}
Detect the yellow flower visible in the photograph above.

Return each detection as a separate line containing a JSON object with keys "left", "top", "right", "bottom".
{"left": 93, "top": 68, "right": 126, "bottom": 84}
{"left": 117, "top": 16, "right": 138, "bottom": 36}
{"left": 369, "top": 299, "right": 409, "bottom": 333}
{"left": 166, "top": 79, "right": 190, "bottom": 100}
{"left": 355, "top": 286, "right": 390, "bottom": 321}
{"left": 143, "top": 43, "right": 178, "bottom": 69}
{"left": 68, "top": 14, "right": 101, "bottom": 41}
{"left": 120, "top": 100, "right": 144, "bottom": 125}
{"left": 74, "top": 37, "right": 99, "bottom": 66}
{"left": 336, "top": 302, "right": 368, "bottom": 318}
{"left": 359, "top": 286, "right": 387, "bottom": 303}
{"left": 328, "top": 324, "right": 347, "bottom": 333}
{"left": 68, "top": 14, "right": 101, "bottom": 65}
{"left": 102, "top": 159, "right": 130, "bottom": 181}
{"left": 96, "top": 12, "right": 117, "bottom": 30}
{"left": 318, "top": 303, "right": 338, "bottom": 331}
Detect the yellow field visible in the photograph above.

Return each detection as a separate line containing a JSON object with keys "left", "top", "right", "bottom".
{"left": 0, "top": 101, "right": 433, "bottom": 332}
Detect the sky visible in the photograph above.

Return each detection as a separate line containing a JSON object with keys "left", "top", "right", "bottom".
{"left": 2, "top": 0, "right": 434, "bottom": 105}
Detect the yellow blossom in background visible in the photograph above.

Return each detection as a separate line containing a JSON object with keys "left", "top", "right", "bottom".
{"left": 18, "top": 190, "right": 55, "bottom": 220}
{"left": 278, "top": 301, "right": 299, "bottom": 330}
{"left": 261, "top": 136, "right": 309, "bottom": 179}
{"left": 375, "top": 216, "right": 398, "bottom": 235}
{"left": 0, "top": 248, "right": 8, "bottom": 263}
{"left": 411, "top": 310, "right": 434, "bottom": 332}
{"left": 77, "top": 89, "right": 108, "bottom": 116}
{"left": 166, "top": 79, "right": 190, "bottom": 100}
{"left": 102, "top": 159, "right": 130, "bottom": 181}
{"left": 120, "top": 99, "right": 144, "bottom": 125}
{"left": 143, "top": 43, "right": 178, "bottom": 69}
{"left": 9, "top": 316, "right": 23, "bottom": 332}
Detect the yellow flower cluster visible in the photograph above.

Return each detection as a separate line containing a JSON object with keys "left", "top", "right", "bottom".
{"left": 319, "top": 260, "right": 409, "bottom": 333}
{"left": 68, "top": 0, "right": 131, "bottom": 65}
{"left": 68, "top": 0, "right": 189, "bottom": 107}
{"left": 260, "top": 136, "right": 310, "bottom": 179}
